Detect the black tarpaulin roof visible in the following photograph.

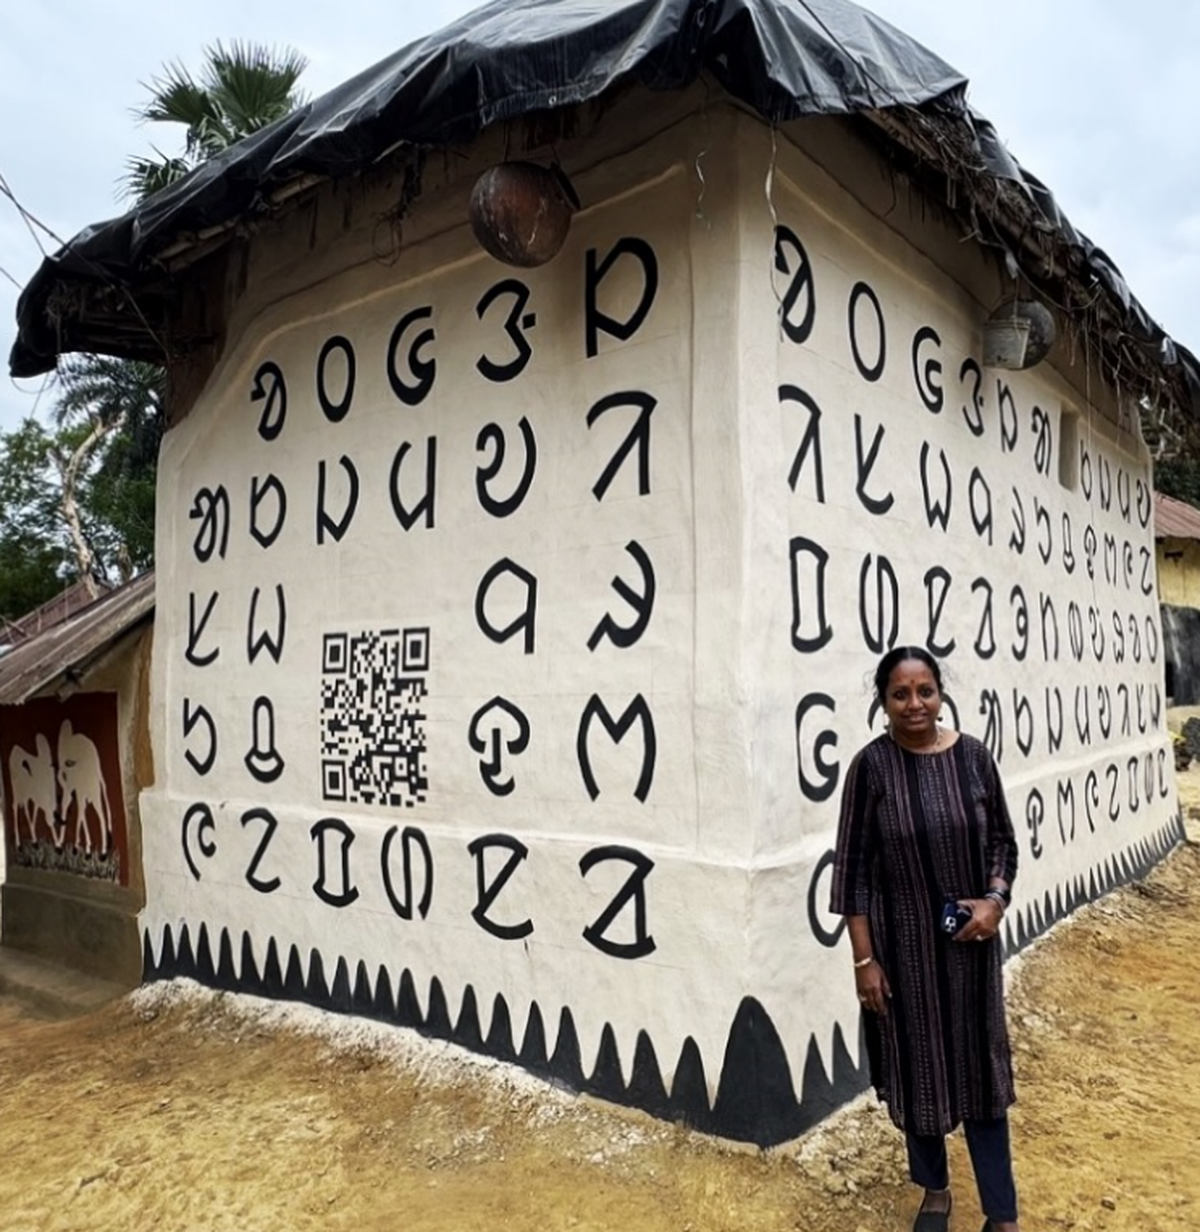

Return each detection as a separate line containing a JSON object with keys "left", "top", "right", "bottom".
{"left": 9, "top": 0, "right": 1200, "bottom": 427}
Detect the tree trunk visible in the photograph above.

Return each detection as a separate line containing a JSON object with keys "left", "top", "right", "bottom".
{"left": 51, "top": 414, "right": 124, "bottom": 596}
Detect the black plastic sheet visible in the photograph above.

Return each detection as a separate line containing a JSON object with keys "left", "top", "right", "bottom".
{"left": 10, "top": 0, "right": 1200, "bottom": 418}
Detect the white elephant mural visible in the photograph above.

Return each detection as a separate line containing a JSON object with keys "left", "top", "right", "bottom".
{"left": 1, "top": 694, "right": 126, "bottom": 884}
{"left": 7, "top": 733, "right": 59, "bottom": 846}
{"left": 57, "top": 720, "right": 113, "bottom": 857}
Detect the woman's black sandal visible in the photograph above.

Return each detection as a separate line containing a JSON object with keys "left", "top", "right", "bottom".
{"left": 913, "top": 1192, "right": 952, "bottom": 1232}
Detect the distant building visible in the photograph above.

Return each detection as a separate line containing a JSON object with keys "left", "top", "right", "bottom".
{"left": 0, "top": 574, "right": 154, "bottom": 985}
{"left": 1155, "top": 492, "right": 1200, "bottom": 703}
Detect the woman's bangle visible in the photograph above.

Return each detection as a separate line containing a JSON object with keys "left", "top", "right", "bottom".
{"left": 984, "top": 889, "right": 1008, "bottom": 913}
{"left": 853, "top": 955, "right": 875, "bottom": 969}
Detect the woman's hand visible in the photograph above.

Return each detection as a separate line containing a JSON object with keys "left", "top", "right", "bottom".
{"left": 855, "top": 959, "right": 892, "bottom": 1015}
{"left": 953, "top": 897, "right": 1004, "bottom": 943}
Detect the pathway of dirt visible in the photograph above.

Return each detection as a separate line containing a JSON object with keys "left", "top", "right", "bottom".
{"left": 3, "top": 776, "right": 1200, "bottom": 1232}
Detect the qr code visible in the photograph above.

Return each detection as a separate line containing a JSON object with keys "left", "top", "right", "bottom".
{"left": 320, "top": 628, "right": 429, "bottom": 807}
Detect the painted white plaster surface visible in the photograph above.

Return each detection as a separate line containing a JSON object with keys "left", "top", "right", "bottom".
{"left": 742, "top": 129, "right": 1177, "bottom": 1071}
{"left": 141, "top": 105, "right": 1178, "bottom": 1127}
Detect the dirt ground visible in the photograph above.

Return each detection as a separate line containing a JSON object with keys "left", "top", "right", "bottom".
{"left": 4, "top": 780, "right": 1200, "bottom": 1232}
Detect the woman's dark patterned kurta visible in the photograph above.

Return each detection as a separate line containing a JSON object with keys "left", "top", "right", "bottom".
{"left": 830, "top": 732, "right": 1019, "bottom": 1136}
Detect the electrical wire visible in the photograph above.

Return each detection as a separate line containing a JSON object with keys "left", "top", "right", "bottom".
{"left": 0, "top": 171, "right": 65, "bottom": 256}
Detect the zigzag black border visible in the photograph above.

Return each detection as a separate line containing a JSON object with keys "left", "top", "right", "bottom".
{"left": 143, "top": 812, "right": 1184, "bottom": 1146}
{"left": 1002, "top": 812, "right": 1186, "bottom": 955}
{"left": 141, "top": 919, "right": 868, "bottom": 1145}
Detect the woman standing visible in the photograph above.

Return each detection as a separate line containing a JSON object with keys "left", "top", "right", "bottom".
{"left": 831, "top": 647, "right": 1021, "bottom": 1232}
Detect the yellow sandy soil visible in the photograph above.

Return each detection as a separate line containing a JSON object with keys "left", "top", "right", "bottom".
{"left": 3, "top": 772, "right": 1200, "bottom": 1232}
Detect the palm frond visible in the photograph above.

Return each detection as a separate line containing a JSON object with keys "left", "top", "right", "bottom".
{"left": 126, "top": 41, "right": 307, "bottom": 202}
{"left": 122, "top": 151, "right": 193, "bottom": 202}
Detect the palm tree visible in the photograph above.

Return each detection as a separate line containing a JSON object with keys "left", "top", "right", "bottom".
{"left": 0, "top": 44, "right": 311, "bottom": 605}
{"left": 124, "top": 41, "right": 308, "bottom": 202}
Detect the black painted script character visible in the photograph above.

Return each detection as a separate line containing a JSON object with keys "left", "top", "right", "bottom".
{"left": 241, "top": 808, "right": 281, "bottom": 894}
{"left": 249, "top": 473, "right": 288, "bottom": 550}
{"left": 972, "top": 578, "right": 996, "bottom": 660}
{"left": 911, "top": 326, "right": 943, "bottom": 413}
{"left": 960, "top": 358, "right": 985, "bottom": 436}
{"left": 389, "top": 438, "right": 437, "bottom": 530}
{"left": 1056, "top": 780, "right": 1076, "bottom": 845}
{"left": 311, "top": 818, "right": 359, "bottom": 908}
{"left": 920, "top": 443, "right": 953, "bottom": 531}
{"left": 476, "top": 418, "right": 537, "bottom": 518}
{"left": 577, "top": 695, "right": 656, "bottom": 803}
{"left": 588, "top": 541, "right": 656, "bottom": 651}
{"left": 247, "top": 585, "right": 287, "bottom": 665}
{"left": 789, "top": 537, "right": 834, "bottom": 653}
{"left": 1025, "top": 788, "right": 1045, "bottom": 860}
{"left": 854, "top": 416, "right": 894, "bottom": 515}
{"left": 468, "top": 834, "right": 533, "bottom": 940}
{"left": 1046, "top": 687, "right": 1064, "bottom": 754}
{"left": 316, "top": 335, "right": 356, "bottom": 422}
{"left": 387, "top": 306, "right": 436, "bottom": 405}
{"left": 381, "top": 825, "right": 434, "bottom": 921}
{"left": 1031, "top": 404, "right": 1052, "bottom": 476}
{"left": 317, "top": 455, "right": 360, "bottom": 544}
{"left": 1009, "top": 585, "right": 1029, "bottom": 662}
{"left": 858, "top": 554, "right": 899, "bottom": 655}
{"left": 244, "top": 696, "right": 285, "bottom": 783}
{"left": 772, "top": 226, "right": 815, "bottom": 345}
{"left": 476, "top": 279, "right": 535, "bottom": 382}
{"left": 190, "top": 486, "right": 230, "bottom": 563}
{"left": 795, "top": 693, "right": 839, "bottom": 803}
{"left": 586, "top": 238, "right": 659, "bottom": 357}
{"left": 251, "top": 361, "right": 287, "bottom": 441}
{"left": 979, "top": 690, "right": 1003, "bottom": 761}
{"left": 782, "top": 384, "right": 825, "bottom": 502}
{"left": 579, "top": 846, "right": 657, "bottom": 959}
{"left": 186, "top": 592, "right": 221, "bottom": 667}
{"left": 475, "top": 559, "right": 537, "bottom": 654}
{"left": 468, "top": 697, "right": 531, "bottom": 796}
{"left": 997, "top": 382, "right": 1018, "bottom": 453}
{"left": 588, "top": 391, "right": 655, "bottom": 501}
{"left": 848, "top": 281, "right": 886, "bottom": 382}
{"left": 1034, "top": 499, "right": 1052, "bottom": 565}
{"left": 924, "top": 566, "right": 957, "bottom": 658}
{"left": 181, "top": 802, "right": 216, "bottom": 881}
{"left": 969, "top": 467, "right": 993, "bottom": 545}
{"left": 1061, "top": 512, "right": 1076, "bottom": 574}
{"left": 182, "top": 699, "right": 217, "bottom": 777}
{"left": 1008, "top": 487, "right": 1026, "bottom": 555}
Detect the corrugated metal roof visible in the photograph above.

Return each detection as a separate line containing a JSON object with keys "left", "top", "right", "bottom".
{"left": 1155, "top": 491, "right": 1200, "bottom": 541}
{"left": 0, "top": 572, "right": 154, "bottom": 705}
{"left": 0, "top": 579, "right": 111, "bottom": 649}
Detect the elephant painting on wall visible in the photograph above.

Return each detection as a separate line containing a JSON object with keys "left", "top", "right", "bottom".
{"left": 57, "top": 721, "right": 113, "bottom": 857}
{"left": 0, "top": 692, "right": 128, "bottom": 884}
{"left": 8, "top": 733, "right": 58, "bottom": 847}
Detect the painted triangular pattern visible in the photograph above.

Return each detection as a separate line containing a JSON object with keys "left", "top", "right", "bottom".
{"left": 484, "top": 994, "right": 517, "bottom": 1061}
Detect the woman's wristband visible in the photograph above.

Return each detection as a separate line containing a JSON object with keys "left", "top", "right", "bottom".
{"left": 852, "top": 955, "right": 875, "bottom": 969}
{"left": 984, "top": 889, "right": 1008, "bottom": 913}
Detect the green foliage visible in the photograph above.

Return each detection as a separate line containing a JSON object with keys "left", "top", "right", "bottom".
{"left": 53, "top": 355, "right": 165, "bottom": 578}
{"left": 0, "top": 419, "right": 76, "bottom": 621}
{"left": 1154, "top": 453, "right": 1200, "bottom": 507}
{"left": 124, "top": 41, "right": 308, "bottom": 201}
{"left": 0, "top": 43, "right": 309, "bottom": 623}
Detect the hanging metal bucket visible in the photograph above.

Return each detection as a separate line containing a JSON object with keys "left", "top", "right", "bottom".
{"left": 982, "top": 317, "right": 1031, "bottom": 369}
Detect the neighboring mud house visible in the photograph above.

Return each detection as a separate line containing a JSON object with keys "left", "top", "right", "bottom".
{"left": 1155, "top": 491, "right": 1200, "bottom": 704}
{"left": 0, "top": 575, "right": 154, "bottom": 985}
{"left": 9, "top": 0, "right": 1194, "bottom": 1143}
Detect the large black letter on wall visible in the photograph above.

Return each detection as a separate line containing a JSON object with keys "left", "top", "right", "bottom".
{"left": 586, "top": 238, "right": 658, "bottom": 357}
{"left": 577, "top": 695, "right": 656, "bottom": 803}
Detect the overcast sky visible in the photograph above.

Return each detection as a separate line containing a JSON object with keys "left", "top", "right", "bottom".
{"left": 3, "top": 0, "right": 1197, "bottom": 431}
